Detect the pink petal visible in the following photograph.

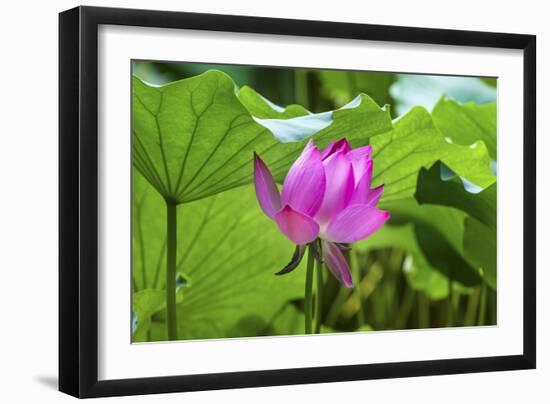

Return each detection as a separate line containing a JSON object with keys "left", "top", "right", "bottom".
{"left": 254, "top": 153, "right": 281, "bottom": 219}
{"left": 322, "top": 240, "right": 353, "bottom": 288}
{"left": 347, "top": 145, "right": 373, "bottom": 184}
{"left": 320, "top": 138, "right": 351, "bottom": 160}
{"left": 281, "top": 140, "right": 326, "bottom": 217}
{"left": 275, "top": 205, "right": 320, "bottom": 245}
{"left": 349, "top": 161, "right": 373, "bottom": 205}
{"left": 315, "top": 151, "right": 355, "bottom": 225}
{"left": 347, "top": 145, "right": 372, "bottom": 160}
{"left": 365, "top": 185, "right": 384, "bottom": 207}
{"left": 324, "top": 205, "right": 390, "bottom": 243}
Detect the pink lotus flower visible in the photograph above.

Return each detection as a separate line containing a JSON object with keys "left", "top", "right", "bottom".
{"left": 254, "top": 138, "right": 390, "bottom": 288}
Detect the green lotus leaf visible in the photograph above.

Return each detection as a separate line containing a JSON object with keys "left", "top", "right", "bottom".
{"left": 416, "top": 162, "right": 496, "bottom": 229}
{"left": 414, "top": 162, "right": 496, "bottom": 289}
{"left": 379, "top": 198, "right": 481, "bottom": 287}
{"left": 464, "top": 217, "right": 497, "bottom": 289}
{"left": 132, "top": 70, "right": 393, "bottom": 203}
{"left": 432, "top": 98, "right": 497, "bottom": 160}
{"left": 237, "top": 86, "right": 309, "bottom": 119}
{"left": 371, "top": 106, "right": 495, "bottom": 202}
{"left": 132, "top": 288, "right": 185, "bottom": 342}
{"left": 132, "top": 169, "right": 306, "bottom": 341}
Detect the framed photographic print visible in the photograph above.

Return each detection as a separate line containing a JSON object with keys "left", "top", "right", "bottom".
{"left": 59, "top": 6, "right": 536, "bottom": 398}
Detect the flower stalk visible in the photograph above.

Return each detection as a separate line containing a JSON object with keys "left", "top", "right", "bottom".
{"left": 304, "top": 244, "right": 315, "bottom": 334}
{"left": 447, "top": 267, "right": 454, "bottom": 327}
{"left": 166, "top": 202, "right": 178, "bottom": 340}
{"left": 315, "top": 241, "right": 324, "bottom": 334}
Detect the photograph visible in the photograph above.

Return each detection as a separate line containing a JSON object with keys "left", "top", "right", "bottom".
{"left": 131, "top": 61, "right": 497, "bottom": 343}
{"left": 0, "top": 0, "right": 543, "bottom": 401}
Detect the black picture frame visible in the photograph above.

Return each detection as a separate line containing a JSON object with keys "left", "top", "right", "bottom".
{"left": 59, "top": 5, "right": 536, "bottom": 398}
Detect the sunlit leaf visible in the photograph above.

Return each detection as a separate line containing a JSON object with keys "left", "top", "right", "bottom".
{"left": 133, "top": 71, "right": 266, "bottom": 204}
{"left": 132, "top": 288, "right": 185, "bottom": 342}
{"left": 132, "top": 170, "right": 306, "bottom": 341}
{"left": 432, "top": 98, "right": 497, "bottom": 160}
{"left": 133, "top": 71, "right": 393, "bottom": 203}
{"left": 371, "top": 107, "right": 495, "bottom": 202}
{"left": 237, "top": 86, "right": 309, "bottom": 119}
{"left": 132, "top": 289, "right": 164, "bottom": 342}
{"left": 238, "top": 84, "right": 393, "bottom": 146}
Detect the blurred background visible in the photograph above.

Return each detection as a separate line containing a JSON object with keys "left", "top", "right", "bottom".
{"left": 133, "top": 60, "right": 496, "bottom": 117}
{"left": 133, "top": 60, "right": 497, "bottom": 334}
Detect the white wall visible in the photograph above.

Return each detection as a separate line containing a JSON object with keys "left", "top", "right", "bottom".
{"left": 0, "top": 0, "right": 545, "bottom": 402}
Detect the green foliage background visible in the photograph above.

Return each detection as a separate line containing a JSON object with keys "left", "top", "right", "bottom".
{"left": 131, "top": 61, "right": 497, "bottom": 342}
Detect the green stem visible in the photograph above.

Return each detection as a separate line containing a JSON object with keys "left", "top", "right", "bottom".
{"left": 294, "top": 70, "right": 310, "bottom": 109}
{"left": 153, "top": 239, "right": 166, "bottom": 289}
{"left": 488, "top": 288, "right": 497, "bottom": 325}
{"left": 166, "top": 202, "right": 178, "bottom": 340}
{"left": 478, "top": 283, "right": 487, "bottom": 326}
{"left": 304, "top": 244, "right": 315, "bottom": 334}
{"left": 351, "top": 249, "right": 366, "bottom": 327}
{"left": 395, "top": 285, "right": 415, "bottom": 330}
{"left": 325, "top": 285, "right": 349, "bottom": 328}
{"left": 418, "top": 292, "right": 430, "bottom": 329}
{"left": 465, "top": 287, "right": 481, "bottom": 326}
{"left": 314, "top": 245, "right": 324, "bottom": 334}
{"left": 447, "top": 269, "right": 454, "bottom": 327}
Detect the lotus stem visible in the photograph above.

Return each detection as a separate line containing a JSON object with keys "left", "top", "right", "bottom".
{"left": 350, "top": 249, "right": 365, "bottom": 327}
{"left": 304, "top": 243, "right": 315, "bottom": 334}
{"left": 447, "top": 268, "right": 454, "bottom": 327}
{"left": 478, "top": 283, "right": 487, "bottom": 326}
{"left": 315, "top": 243, "right": 324, "bottom": 334}
{"left": 166, "top": 202, "right": 178, "bottom": 340}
